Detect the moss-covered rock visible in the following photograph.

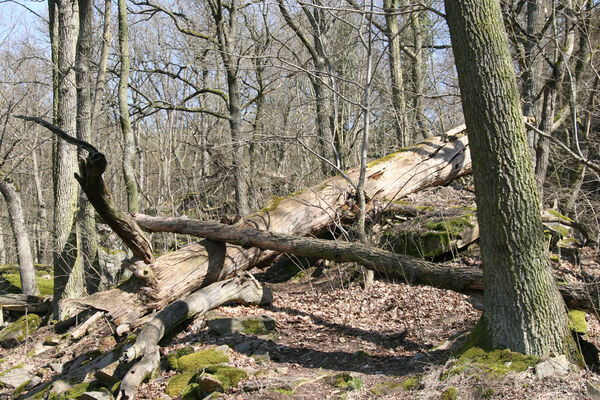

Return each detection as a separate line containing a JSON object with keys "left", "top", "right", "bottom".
{"left": 325, "top": 372, "right": 362, "bottom": 391}
{"left": 402, "top": 375, "right": 421, "bottom": 390}
{"left": 381, "top": 207, "right": 478, "bottom": 259}
{"left": 176, "top": 348, "right": 229, "bottom": 373}
{"left": 166, "top": 347, "right": 195, "bottom": 370}
{"left": 203, "top": 365, "right": 247, "bottom": 390}
{"left": 166, "top": 372, "right": 196, "bottom": 397}
{"left": 445, "top": 347, "right": 539, "bottom": 380}
{"left": 568, "top": 310, "right": 588, "bottom": 334}
{"left": 206, "top": 315, "right": 275, "bottom": 336}
{"left": 0, "top": 314, "right": 40, "bottom": 348}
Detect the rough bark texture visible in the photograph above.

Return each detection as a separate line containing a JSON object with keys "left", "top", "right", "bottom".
{"left": 117, "top": 274, "right": 272, "bottom": 400}
{"left": 53, "top": 0, "right": 84, "bottom": 317}
{"left": 383, "top": 0, "right": 409, "bottom": 147}
{"left": 446, "top": 0, "right": 573, "bottom": 357}
{"left": 0, "top": 177, "right": 39, "bottom": 295}
{"left": 76, "top": 0, "right": 100, "bottom": 293}
{"left": 118, "top": 0, "right": 139, "bottom": 214}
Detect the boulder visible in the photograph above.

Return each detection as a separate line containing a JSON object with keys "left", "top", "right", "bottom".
{"left": 206, "top": 315, "right": 275, "bottom": 335}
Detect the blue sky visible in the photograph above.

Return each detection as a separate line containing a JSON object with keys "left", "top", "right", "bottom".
{"left": 1, "top": 0, "right": 48, "bottom": 47}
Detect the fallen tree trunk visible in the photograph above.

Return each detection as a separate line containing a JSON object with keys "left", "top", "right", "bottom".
{"left": 117, "top": 273, "right": 272, "bottom": 400}
{"left": 134, "top": 213, "right": 600, "bottom": 313}
{"left": 61, "top": 124, "right": 471, "bottom": 327}
{"left": 0, "top": 294, "right": 51, "bottom": 313}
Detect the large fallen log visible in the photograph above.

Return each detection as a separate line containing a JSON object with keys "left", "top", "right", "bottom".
{"left": 133, "top": 213, "right": 600, "bottom": 313}
{"left": 117, "top": 273, "right": 272, "bottom": 400}
{"left": 60, "top": 123, "right": 471, "bottom": 327}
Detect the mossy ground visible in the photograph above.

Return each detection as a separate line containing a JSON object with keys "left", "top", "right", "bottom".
{"left": 568, "top": 310, "right": 588, "bottom": 334}
{"left": 0, "top": 264, "right": 53, "bottom": 295}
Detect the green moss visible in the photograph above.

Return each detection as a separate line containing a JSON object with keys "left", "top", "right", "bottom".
{"left": 1, "top": 265, "right": 54, "bottom": 295}
{"left": 371, "top": 380, "right": 402, "bottom": 395}
{"left": 203, "top": 365, "right": 248, "bottom": 389}
{"left": 166, "top": 347, "right": 195, "bottom": 370}
{"left": 0, "top": 314, "right": 40, "bottom": 345}
{"left": 273, "top": 387, "right": 293, "bottom": 395}
{"left": 47, "top": 382, "right": 91, "bottom": 400}
{"left": 441, "top": 387, "right": 458, "bottom": 400}
{"left": 402, "top": 376, "right": 421, "bottom": 390}
{"left": 329, "top": 373, "right": 362, "bottom": 391}
{"left": 177, "top": 348, "right": 229, "bottom": 373}
{"left": 550, "top": 254, "right": 560, "bottom": 262}
{"left": 457, "top": 317, "right": 493, "bottom": 354}
{"left": 240, "top": 318, "right": 272, "bottom": 335}
{"left": 14, "top": 379, "right": 31, "bottom": 396}
{"left": 0, "top": 358, "right": 5, "bottom": 363}
{"left": 166, "top": 372, "right": 195, "bottom": 397}
{"left": 445, "top": 347, "right": 539, "bottom": 380}
{"left": 367, "top": 148, "right": 410, "bottom": 168}
{"left": 568, "top": 310, "right": 588, "bottom": 334}
{"left": 259, "top": 196, "right": 287, "bottom": 213}
{"left": 548, "top": 209, "right": 573, "bottom": 222}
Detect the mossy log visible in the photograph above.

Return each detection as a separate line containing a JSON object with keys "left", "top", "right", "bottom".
{"left": 117, "top": 273, "right": 272, "bottom": 400}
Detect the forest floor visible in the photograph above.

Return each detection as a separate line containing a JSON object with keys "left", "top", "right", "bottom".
{"left": 1, "top": 187, "right": 600, "bottom": 399}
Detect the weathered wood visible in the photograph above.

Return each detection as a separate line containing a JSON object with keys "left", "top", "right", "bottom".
{"left": 117, "top": 273, "right": 272, "bottom": 400}
{"left": 134, "top": 213, "right": 600, "bottom": 313}
{"left": 71, "top": 311, "right": 104, "bottom": 339}
{"left": 0, "top": 294, "right": 51, "bottom": 313}
{"left": 61, "top": 127, "right": 472, "bottom": 325}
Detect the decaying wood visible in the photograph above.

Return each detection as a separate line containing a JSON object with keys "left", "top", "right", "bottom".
{"left": 15, "top": 115, "right": 154, "bottom": 265}
{"left": 133, "top": 213, "right": 600, "bottom": 313}
{"left": 59, "top": 124, "right": 472, "bottom": 326}
{"left": 117, "top": 273, "right": 272, "bottom": 400}
{"left": 71, "top": 311, "right": 104, "bottom": 339}
{"left": 0, "top": 294, "right": 51, "bottom": 313}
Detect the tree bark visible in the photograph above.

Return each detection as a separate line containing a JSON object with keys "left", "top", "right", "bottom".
{"left": 0, "top": 177, "right": 39, "bottom": 295}
{"left": 76, "top": 0, "right": 100, "bottom": 293}
{"left": 118, "top": 0, "right": 139, "bottom": 213}
{"left": 32, "top": 148, "right": 49, "bottom": 265}
{"left": 446, "top": 0, "right": 574, "bottom": 357}
{"left": 383, "top": 0, "right": 409, "bottom": 147}
{"left": 53, "top": 0, "right": 85, "bottom": 318}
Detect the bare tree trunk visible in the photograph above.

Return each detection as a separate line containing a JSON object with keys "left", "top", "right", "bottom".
{"left": 409, "top": 5, "right": 430, "bottom": 139}
{"left": 383, "top": 0, "right": 409, "bottom": 147}
{"left": 53, "top": 0, "right": 84, "bottom": 318}
{"left": 446, "top": 0, "right": 575, "bottom": 357}
{"left": 90, "top": 0, "right": 111, "bottom": 135}
{"left": 32, "top": 148, "right": 49, "bottom": 265}
{"left": 76, "top": 0, "right": 100, "bottom": 293}
{"left": 118, "top": 0, "right": 139, "bottom": 213}
{"left": 0, "top": 177, "right": 39, "bottom": 295}
{"left": 0, "top": 224, "right": 6, "bottom": 265}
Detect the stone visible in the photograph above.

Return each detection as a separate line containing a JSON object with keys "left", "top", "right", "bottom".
{"left": 234, "top": 339, "right": 262, "bottom": 354}
{"left": 79, "top": 391, "right": 112, "bottom": 400}
{"left": 535, "top": 355, "right": 571, "bottom": 379}
{"left": 94, "top": 359, "right": 121, "bottom": 385}
{"left": 199, "top": 374, "right": 225, "bottom": 393}
{"left": 25, "top": 375, "right": 42, "bottom": 390}
{"left": 206, "top": 315, "right": 275, "bottom": 335}
{"left": 30, "top": 342, "right": 54, "bottom": 357}
{"left": 0, "top": 364, "right": 34, "bottom": 388}
{"left": 0, "top": 314, "right": 40, "bottom": 348}
{"left": 50, "top": 362, "right": 64, "bottom": 374}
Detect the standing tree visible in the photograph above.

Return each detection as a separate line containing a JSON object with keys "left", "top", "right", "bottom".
{"left": 445, "top": 0, "right": 577, "bottom": 357}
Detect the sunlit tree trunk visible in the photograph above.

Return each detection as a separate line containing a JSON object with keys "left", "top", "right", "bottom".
{"left": 0, "top": 177, "right": 39, "bottom": 295}
{"left": 446, "top": 0, "right": 575, "bottom": 357}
